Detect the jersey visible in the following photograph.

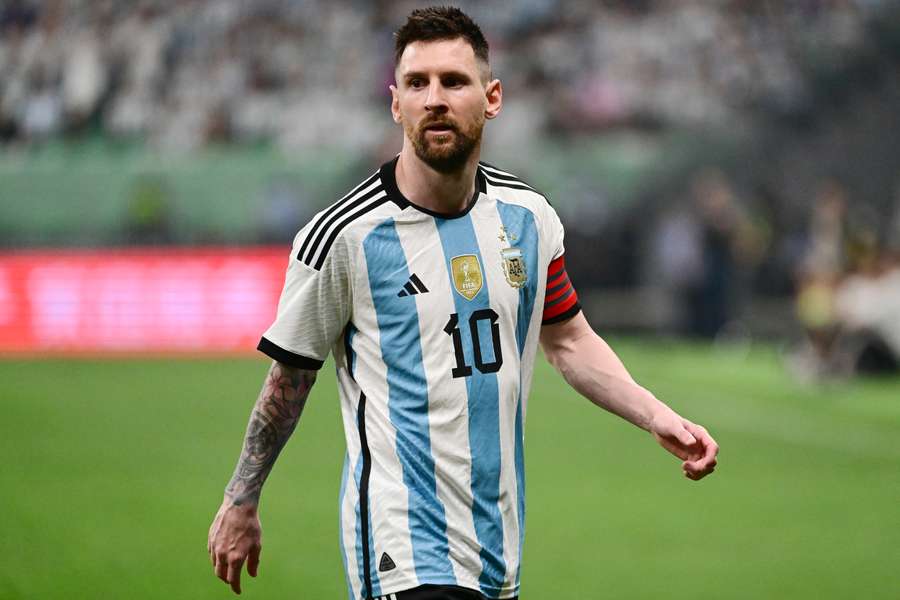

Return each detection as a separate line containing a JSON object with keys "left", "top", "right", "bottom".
{"left": 258, "top": 156, "right": 581, "bottom": 600}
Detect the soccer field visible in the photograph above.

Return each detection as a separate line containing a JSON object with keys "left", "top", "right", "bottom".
{"left": 1, "top": 340, "right": 898, "bottom": 599}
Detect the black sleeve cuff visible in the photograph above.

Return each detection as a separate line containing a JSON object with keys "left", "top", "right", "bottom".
{"left": 541, "top": 303, "right": 582, "bottom": 326}
{"left": 257, "top": 337, "right": 325, "bottom": 370}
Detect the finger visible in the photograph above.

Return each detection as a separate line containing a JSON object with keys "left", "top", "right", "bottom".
{"left": 247, "top": 545, "right": 261, "bottom": 578}
{"left": 684, "top": 452, "right": 717, "bottom": 472}
{"left": 683, "top": 461, "right": 715, "bottom": 479}
{"left": 684, "top": 422, "right": 718, "bottom": 460}
{"left": 684, "top": 422, "right": 716, "bottom": 450}
{"left": 674, "top": 426, "right": 697, "bottom": 448}
{"left": 696, "top": 442, "right": 718, "bottom": 468}
{"left": 215, "top": 553, "right": 228, "bottom": 582}
{"left": 657, "top": 436, "right": 692, "bottom": 461}
{"left": 228, "top": 556, "right": 245, "bottom": 594}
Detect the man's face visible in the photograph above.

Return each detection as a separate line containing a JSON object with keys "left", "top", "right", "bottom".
{"left": 391, "top": 38, "right": 502, "bottom": 173}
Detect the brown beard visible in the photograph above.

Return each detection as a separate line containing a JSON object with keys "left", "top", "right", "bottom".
{"left": 405, "top": 114, "right": 484, "bottom": 174}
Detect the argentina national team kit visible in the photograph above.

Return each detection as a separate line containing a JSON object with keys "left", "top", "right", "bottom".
{"left": 258, "top": 156, "right": 581, "bottom": 600}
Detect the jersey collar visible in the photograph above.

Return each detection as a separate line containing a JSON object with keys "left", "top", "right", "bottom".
{"left": 380, "top": 155, "right": 487, "bottom": 220}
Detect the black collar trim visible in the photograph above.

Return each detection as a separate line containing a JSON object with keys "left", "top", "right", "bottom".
{"left": 379, "top": 155, "right": 487, "bottom": 220}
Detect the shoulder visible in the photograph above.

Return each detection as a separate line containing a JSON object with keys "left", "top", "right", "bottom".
{"left": 293, "top": 169, "right": 402, "bottom": 271}
{"left": 478, "top": 161, "right": 561, "bottom": 227}
{"left": 479, "top": 161, "right": 551, "bottom": 205}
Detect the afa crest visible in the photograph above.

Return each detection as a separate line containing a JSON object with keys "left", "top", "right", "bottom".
{"left": 501, "top": 247, "right": 527, "bottom": 288}
{"left": 451, "top": 254, "right": 483, "bottom": 300}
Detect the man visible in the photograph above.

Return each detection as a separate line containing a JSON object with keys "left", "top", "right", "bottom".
{"left": 208, "top": 7, "right": 718, "bottom": 600}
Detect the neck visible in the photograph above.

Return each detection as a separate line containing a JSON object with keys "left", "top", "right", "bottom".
{"left": 395, "top": 144, "right": 481, "bottom": 215}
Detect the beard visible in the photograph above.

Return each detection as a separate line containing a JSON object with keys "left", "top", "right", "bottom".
{"left": 405, "top": 113, "right": 483, "bottom": 174}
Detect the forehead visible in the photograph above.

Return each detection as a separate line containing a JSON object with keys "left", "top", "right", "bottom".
{"left": 396, "top": 38, "right": 481, "bottom": 77}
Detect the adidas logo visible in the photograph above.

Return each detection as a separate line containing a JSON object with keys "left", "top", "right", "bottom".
{"left": 378, "top": 552, "right": 396, "bottom": 572}
{"left": 397, "top": 274, "right": 429, "bottom": 297}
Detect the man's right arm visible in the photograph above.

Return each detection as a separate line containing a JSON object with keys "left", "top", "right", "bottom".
{"left": 207, "top": 360, "right": 317, "bottom": 595}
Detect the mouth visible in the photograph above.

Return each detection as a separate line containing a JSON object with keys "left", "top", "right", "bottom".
{"left": 423, "top": 122, "right": 456, "bottom": 134}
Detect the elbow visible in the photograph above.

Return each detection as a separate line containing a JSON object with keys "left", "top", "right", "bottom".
{"left": 542, "top": 338, "right": 575, "bottom": 373}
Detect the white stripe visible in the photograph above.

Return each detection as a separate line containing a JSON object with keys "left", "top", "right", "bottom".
{"left": 352, "top": 243, "right": 418, "bottom": 589}
{"left": 479, "top": 163, "right": 518, "bottom": 179}
{"left": 340, "top": 450, "right": 364, "bottom": 600}
{"left": 483, "top": 172, "right": 536, "bottom": 190}
{"left": 480, "top": 164, "right": 535, "bottom": 188}
{"left": 471, "top": 199, "right": 525, "bottom": 589}
{"left": 335, "top": 362, "right": 364, "bottom": 598}
{"left": 395, "top": 216, "right": 480, "bottom": 585}
{"left": 304, "top": 183, "right": 385, "bottom": 265}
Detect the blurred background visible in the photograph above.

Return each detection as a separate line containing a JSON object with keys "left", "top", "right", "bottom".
{"left": 1, "top": 1, "right": 898, "bottom": 599}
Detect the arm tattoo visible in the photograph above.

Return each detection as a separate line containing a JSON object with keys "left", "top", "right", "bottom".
{"left": 225, "top": 361, "right": 317, "bottom": 506}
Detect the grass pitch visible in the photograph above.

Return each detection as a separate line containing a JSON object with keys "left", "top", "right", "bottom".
{"left": 1, "top": 340, "right": 898, "bottom": 599}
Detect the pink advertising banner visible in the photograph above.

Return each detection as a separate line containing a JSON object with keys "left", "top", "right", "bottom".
{"left": 0, "top": 247, "right": 289, "bottom": 356}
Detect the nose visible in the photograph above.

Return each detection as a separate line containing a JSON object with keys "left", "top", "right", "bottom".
{"left": 424, "top": 80, "right": 448, "bottom": 113}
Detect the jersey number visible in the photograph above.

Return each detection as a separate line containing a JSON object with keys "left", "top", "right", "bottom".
{"left": 443, "top": 309, "right": 503, "bottom": 378}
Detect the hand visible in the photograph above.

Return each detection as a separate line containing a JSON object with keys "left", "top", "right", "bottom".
{"left": 649, "top": 410, "right": 719, "bottom": 480}
{"left": 208, "top": 499, "right": 262, "bottom": 594}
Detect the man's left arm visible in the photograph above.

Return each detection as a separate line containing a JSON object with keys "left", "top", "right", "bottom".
{"left": 539, "top": 312, "right": 718, "bottom": 480}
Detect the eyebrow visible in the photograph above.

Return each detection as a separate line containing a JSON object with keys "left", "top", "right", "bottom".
{"left": 403, "top": 69, "right": 473, "bottom": 82}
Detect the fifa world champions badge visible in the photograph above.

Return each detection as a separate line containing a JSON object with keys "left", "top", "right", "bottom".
{"left": 451, "top": 254, "right": 483, "bottom": 300}
{"left": 499, "top": 225, "right": 527, "bottom": 288}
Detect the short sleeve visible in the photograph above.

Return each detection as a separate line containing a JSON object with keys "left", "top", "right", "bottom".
{"left": 547, "top": 203, "right": 566, "bottom": 261}
{"left": 257, "top": 232, "right": 352, "bottom": 369}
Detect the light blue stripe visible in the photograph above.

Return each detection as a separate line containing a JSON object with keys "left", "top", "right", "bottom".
{"left": 434, "top": 214, "right": 506, "bottom": 594}
{"left": 338, "top": 454, "right": 354, "bottom": 600}
{"left": 496, "top": 201, "right": 539, "bottom": 586}
{"left": 353, "top": 449, "right": 364, "bottom": 594}
{"left": 363, "top": 217, "right": 454, "bottom": 582}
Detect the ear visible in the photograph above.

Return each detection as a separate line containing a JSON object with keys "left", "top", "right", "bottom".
{"left": 389, "top": 84, "right": 401, "bottom": 124}
{"left": 484, "top": 78, "right": 502, "bottom": 120}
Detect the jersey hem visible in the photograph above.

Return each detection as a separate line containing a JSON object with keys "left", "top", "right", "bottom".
{"left": 373, "top": 575, "right": 519, "bottom": 600}
{"left": 257, "top": 336, "right": 325, "bottom": 369}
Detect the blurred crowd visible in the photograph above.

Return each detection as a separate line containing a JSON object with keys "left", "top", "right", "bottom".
{"left": 0, "top": 0, "right": 888, "bottom": 152}
{"left": 645, "top": 169, "right": 900, "bottom": 376}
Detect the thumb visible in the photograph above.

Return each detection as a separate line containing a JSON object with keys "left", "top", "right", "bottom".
{"left": 674, "top": 427, "right": 697, "bottom": 447}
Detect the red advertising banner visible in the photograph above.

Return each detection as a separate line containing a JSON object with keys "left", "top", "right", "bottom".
{"left": 0, "top": 247, "right": 289, "bottom": 355}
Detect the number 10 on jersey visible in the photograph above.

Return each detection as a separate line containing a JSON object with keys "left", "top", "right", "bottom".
{"left": 443, "top": 309, "right": 503, "bottom": 378}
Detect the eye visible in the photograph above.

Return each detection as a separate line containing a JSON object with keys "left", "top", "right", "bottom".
{"left": 408, "top": 78, "right": 425, "bottom": 89}
{"left": 443, "top": 76, "right": 463, "bottom": 88}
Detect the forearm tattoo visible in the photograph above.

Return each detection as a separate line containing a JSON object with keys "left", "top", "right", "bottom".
{"left": 224, "top": 362, "right": 317, "bottom": 506}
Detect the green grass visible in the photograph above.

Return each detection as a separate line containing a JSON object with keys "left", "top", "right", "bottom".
{"left": 1, "top": 340, "right": 898, "bottom": 599}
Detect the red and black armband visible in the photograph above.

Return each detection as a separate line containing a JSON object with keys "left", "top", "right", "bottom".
{"left": 542, "top": 254, "right": 581, "bottom": 325}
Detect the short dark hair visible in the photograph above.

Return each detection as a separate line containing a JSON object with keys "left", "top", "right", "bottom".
{"left": 394, "top": 6, "right": 489, "bottom": 67}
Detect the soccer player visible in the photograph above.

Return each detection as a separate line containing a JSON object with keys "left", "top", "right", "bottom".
{"left": 208, "top": 7, "right": 719, "bottom": 600}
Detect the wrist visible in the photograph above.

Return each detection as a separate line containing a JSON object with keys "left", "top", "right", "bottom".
{"left": 643, "top": 395, "right": 675, "bottom": 433}
{"left": 223, "top": 491, "right": 260, "bottom": 512}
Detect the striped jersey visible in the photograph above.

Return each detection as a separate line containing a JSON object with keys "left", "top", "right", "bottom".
{"left": 258, "top": 156, "right": 581, "bottom": 600}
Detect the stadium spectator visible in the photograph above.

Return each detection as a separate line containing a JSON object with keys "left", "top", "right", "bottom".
{"left": 0, "top": 0, "right": 883, "bottom": 150}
